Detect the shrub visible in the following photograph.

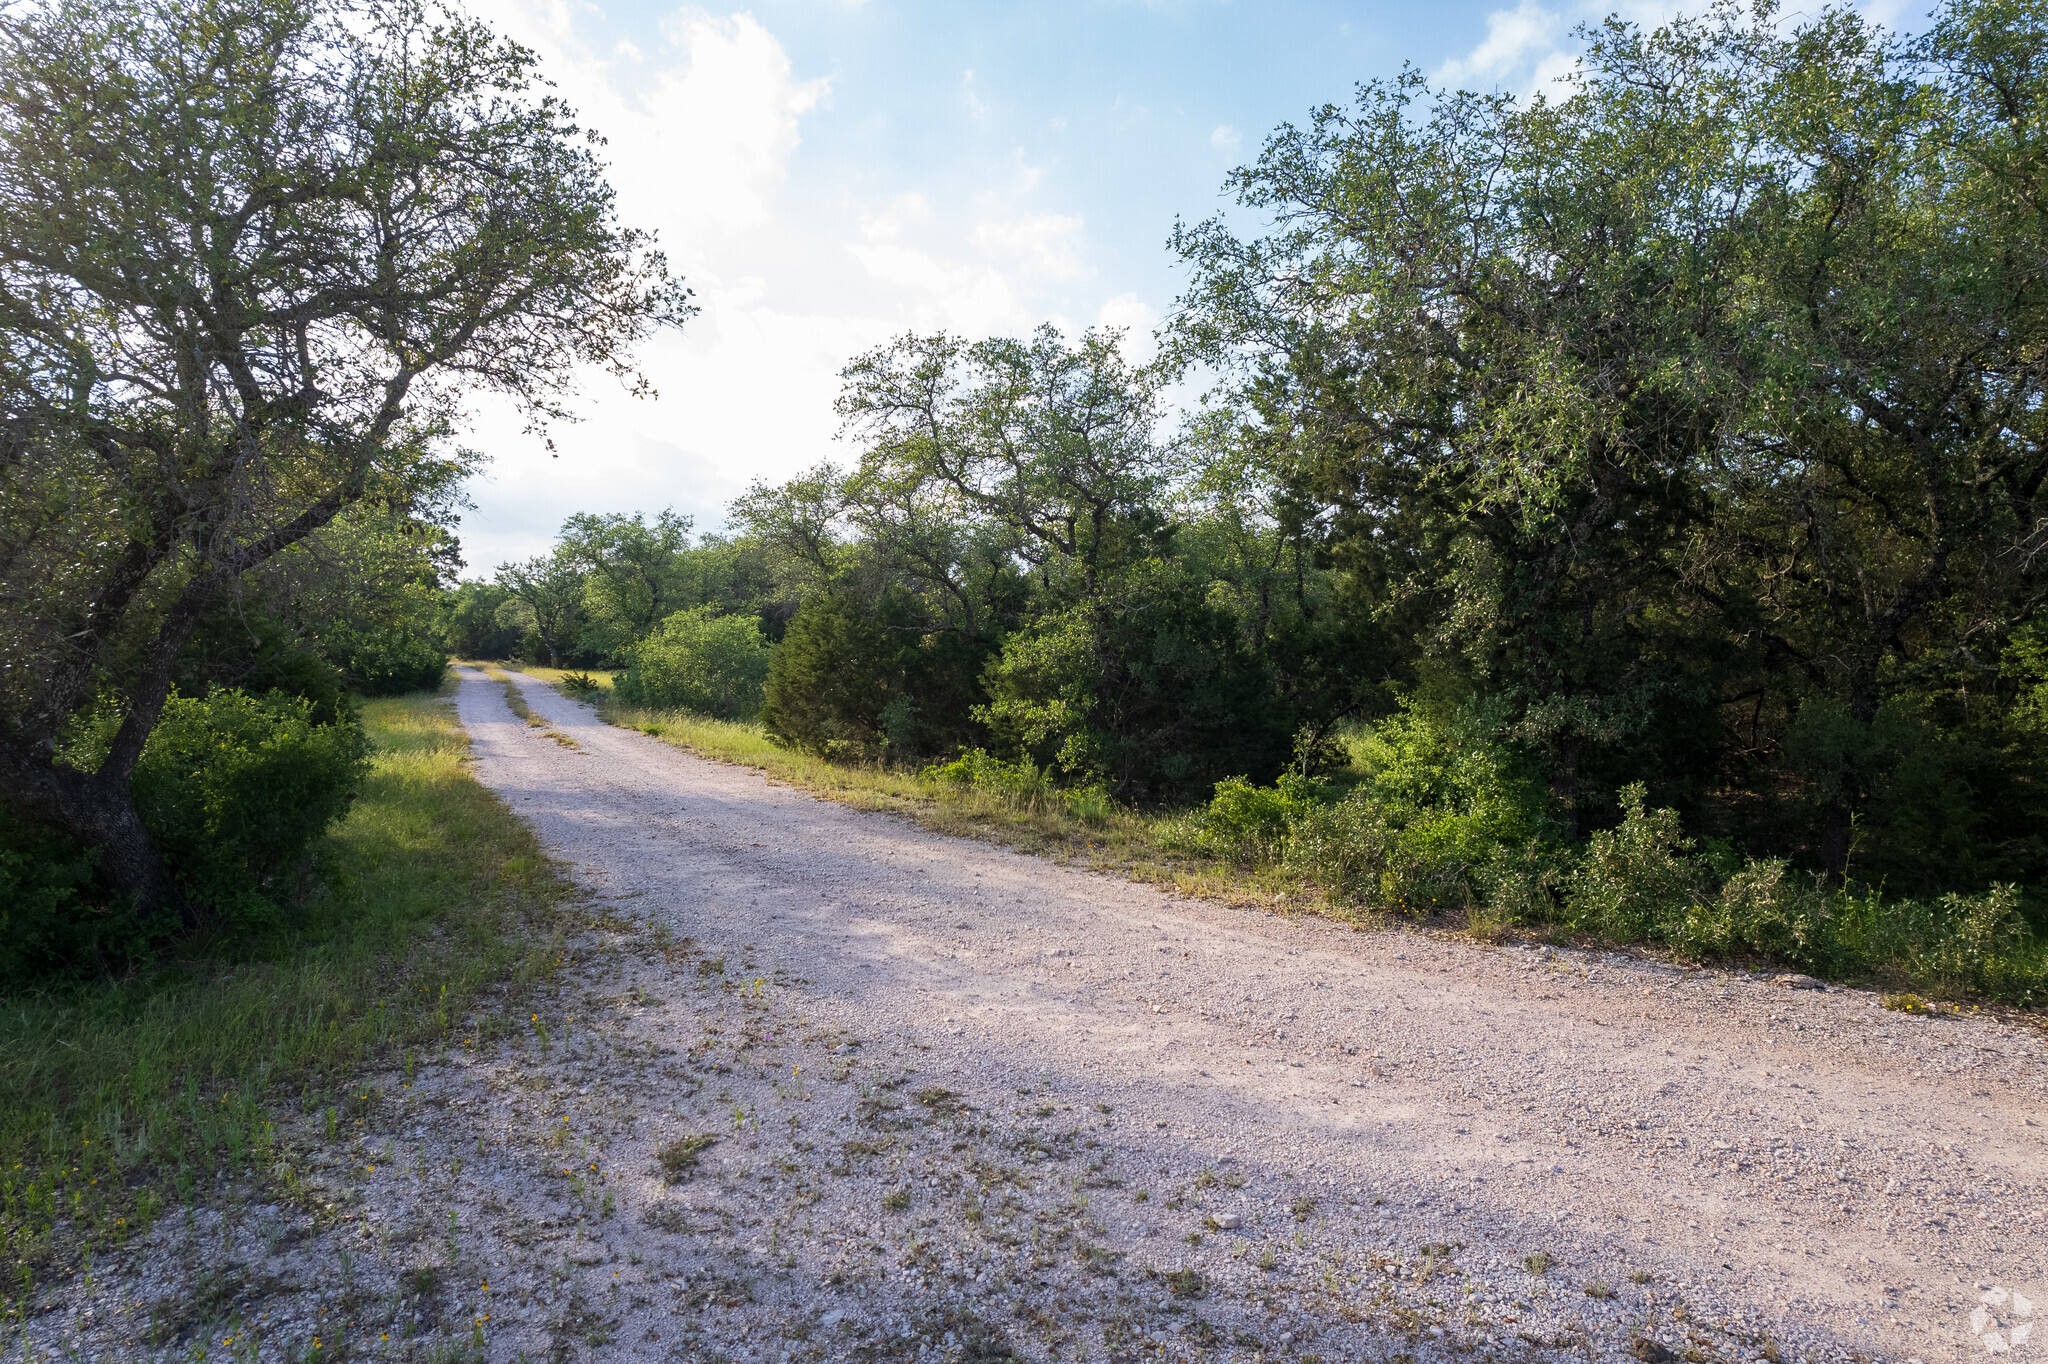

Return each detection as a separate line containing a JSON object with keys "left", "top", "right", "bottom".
{"left": 0, "top": 815, "right": 157, "bottom": 982}
{"left": 1651, "top": 849, "right": 2039, "bottom": 1002}
{"left": 1470, "top": 838, "right": 1571, "bottom": 932}
{"left": 926, "top": 748, "right": 1055, "bottom": 803}
{"left": 327, "top": 623, "right": 448, "bottom": 695}
{"left": 1266, "top": 706, "right": 1554, "bottom": 912}
{"left": 616, "top": 606, "right": 770, "bottom": 719}
{"left": 1198, "top": 773, "right": 1317, "bottom": 864}
{"left": 760, "top": 592, "right": 913, "bottom": 759}
{"left": 4, "top": 689, "right": 371, "bottom": 981}
{"left": 132, "top": 689, "right": 372, "bottom": 925}
{"left": 243, "top": 646, "right": 352, "bottom": 724}
{"left": 1565, "top": 783, "right": 1709, "bottom": 940}
{"left": 978, "top": 573, "right": 1294, "bottom": 800}
{"left": 1351, "top": 705, "right": 1546, "bottom": 844}
{"left": 1282, "top": 793, "right": 1401, "bottom": 905}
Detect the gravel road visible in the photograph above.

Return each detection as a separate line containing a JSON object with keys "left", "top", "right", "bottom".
{"left": 46, "top": 669, "right": 2039, "bottom": 1364}
{"left": 452, "top": 668, "right": 2045, "bottom": 1363}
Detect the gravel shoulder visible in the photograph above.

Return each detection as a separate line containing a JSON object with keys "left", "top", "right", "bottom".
{"left": 30, "top": 669, "right": 2044, "bottom": 1363}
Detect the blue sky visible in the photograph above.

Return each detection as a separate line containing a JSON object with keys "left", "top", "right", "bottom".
{"left": 457, "top": 0, "right": 1912, "bottom": 572}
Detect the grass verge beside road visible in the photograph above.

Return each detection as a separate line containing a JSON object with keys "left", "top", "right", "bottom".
{"left": 496, "top": 664, "right": 2046, "bottom": 1015}
{"left": 0, "top": 685, "right": 574, "bottom": 1295}
{"left": 532, "top": 676, "right": 1314, "bottom": 910}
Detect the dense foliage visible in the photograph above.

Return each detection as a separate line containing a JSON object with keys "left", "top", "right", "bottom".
{"left": 615, "top": 606, "right": 772, "bottom": 719}
{"left": 3, "top": 690, "right": 370, "bottom": 981}
{"left": 476, "top": 0, "right": 2043, "bottom": 996}
{"left": 6, "top": 0, "right": 2039, "bottom": 998}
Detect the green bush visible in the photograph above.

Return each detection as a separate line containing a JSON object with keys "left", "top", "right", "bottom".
{"left": 4, "top": 689, "right": 370, "bottom": 981}
{"left": 1262, "top": 707, "right": 1552, "bottom": 911}
{"left": 925, "top": 748, "right": 1055, "bottom": 803}
{"left": 1281, "top": 794, "right": 1401, "bottom": 904}
{"left": 761, "top": 593, "right": 911, "bottom": 758}
{"left": 1564, "top": 783, "right": 1709, "bottom": 939}
{"left": 1668, "top": 866, "right": 2038, "bottom": 1001}
{"left": 243, "top": 646, "right": 352, "bottom": 725}
{"left": 327, "top": 623, "right": 448, "bottom": 695}
{"left": 614, "top": 606, "right": 771, "bottom": 719}
{"left": 133, "top": 689, "right": 372, "bottom": 925}
{"left": 1198, "top": 773, "right": 1317, "bottom": 864}
{"left": 977, "top": 575, "right": 1293, "bottom": 800}
{"left": 0, "top": 815, "right": 156, "bottom": 982}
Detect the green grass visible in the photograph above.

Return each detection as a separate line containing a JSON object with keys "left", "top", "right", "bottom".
{"left": 509, "top": 663, "right": 617, "bottom": 689}
{"left": 0, "top": 686, "right": 574, "bottom": 1289}
{"left": 579, "top": 686, "right": 1310, "bottom": 913}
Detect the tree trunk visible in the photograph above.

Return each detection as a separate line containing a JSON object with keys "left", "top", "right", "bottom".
{"left": 0, "top": 570, "right": 223, "bottom": 929}
{"left": 0, "top": 745, "right": 186, "bottom": 926}
{"left": 62, "top": 775, "right": 183, "bottom": 923}
{"left": 1816, "top": 662, "right": 1882, "bottom": 879}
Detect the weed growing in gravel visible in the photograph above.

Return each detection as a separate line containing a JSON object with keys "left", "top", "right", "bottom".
{"left": 657, "top": 1135, "right": 717, "bottom": 1183}
{"left": 1524, "top": 1252, "right": 1555, "bottom": 1275}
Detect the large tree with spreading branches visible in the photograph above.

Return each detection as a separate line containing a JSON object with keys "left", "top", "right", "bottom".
{"left": 0, "top": 0, "right": 691, "bottom": 919}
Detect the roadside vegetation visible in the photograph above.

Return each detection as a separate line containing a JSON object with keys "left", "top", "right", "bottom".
{"left": 454, "top": 0, "right": 2048, "bottom": 1009}
{"left": 6, "top": 2, "right": 2046, "bottom": 1324}
{"left": 0, "top": 688, "right": 574, "bottom": 1300}
{"left": 500, "top": 666, "right": 2044, "bottom": 1009}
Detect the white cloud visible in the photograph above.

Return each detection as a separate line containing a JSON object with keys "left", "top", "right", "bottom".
{"left": 859, "top": 192, "right": 933, "bottom": 241}
{"left": 643, "top": 10, "right": 829, "bottom": 240}
{"left": 451, "top": 7, "right": 1127, "bottom": 569}
{"left": 1210, "top": 124, "right": 1241, "bottom": 155}
{"left": 961, "top": 68, "right": 991, "bottom": 122}
{"left": 971, "top": 213, "right": 1086, "bottom": 281}
{"left": 1095, "top": 292, "right": 1159, "bottom": 363}
{"left": 1436, "top": 0, "right": 1916, "bottom": 103}
{"left": 1433, "top": 0, "right": 1568, "bottom": 94}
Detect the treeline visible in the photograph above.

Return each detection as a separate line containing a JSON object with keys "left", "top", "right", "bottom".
{"left": 6, "top": 0, "right": 2044, "bottom": 999}
{"left": 470, "top": 0, "right": 2048, "bottom": 995}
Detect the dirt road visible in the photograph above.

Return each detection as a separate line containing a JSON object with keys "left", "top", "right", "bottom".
{"left": 448, "top": 667, "right": 2044, "bottom": 1362}
{"left": 46, "top": 668, "right": 2041, "bottom": 1364}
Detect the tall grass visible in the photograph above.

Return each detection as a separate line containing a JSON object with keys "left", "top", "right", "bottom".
{"left": 0, "top": 688, "right": 573, "bottom": 1291}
